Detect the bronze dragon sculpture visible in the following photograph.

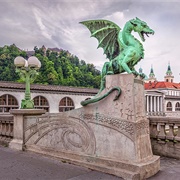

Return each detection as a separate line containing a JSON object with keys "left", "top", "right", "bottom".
{"left": 80, "top": 17, "right": 154, "bottom": 106}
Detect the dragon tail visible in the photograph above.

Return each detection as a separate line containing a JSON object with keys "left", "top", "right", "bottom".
{"left": 81, "top": 87, "right": 121, "bottom": 106}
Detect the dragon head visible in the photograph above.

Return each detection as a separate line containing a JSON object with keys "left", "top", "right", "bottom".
{"left": 130, "top": 17, "right": 154, "bottom": 42}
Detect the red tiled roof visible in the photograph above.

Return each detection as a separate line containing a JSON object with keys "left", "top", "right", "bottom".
{"left": 0, "top": 81, "right": 99, "bottom": 94}
{"left": 144, "top": 81, "right": 180, "bottom": 90}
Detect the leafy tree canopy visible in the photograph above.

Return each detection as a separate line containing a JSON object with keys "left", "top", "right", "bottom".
{"left": 0, "top": 44, "right": 101, "bottom": 88}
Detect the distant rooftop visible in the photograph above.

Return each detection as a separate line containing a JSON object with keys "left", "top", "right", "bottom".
{"left": 0, "top": 81, "right": 99, "bottom": 95}
{"left": 26, "top": 50, "right": 35, "bottom": 57}
{"left": 144, "top": 81, "right": 180, "bottom": 90}
{"left": 47, "top": 47, "right": 63, "bottom": 53}
{"left": 26, "top": 47, "right": 64, "bottom": 57}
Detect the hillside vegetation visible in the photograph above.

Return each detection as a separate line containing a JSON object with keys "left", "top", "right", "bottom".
{"left": 0, "top": 44, "right": 101, "bottom": 88}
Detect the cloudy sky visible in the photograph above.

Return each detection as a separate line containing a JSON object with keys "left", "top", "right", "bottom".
{"left": 0, "top": 0, "right": 180, "bottom": 82}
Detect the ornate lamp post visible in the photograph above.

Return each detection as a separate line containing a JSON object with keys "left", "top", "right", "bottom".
{"left": 14, "top": 56, "right": 41, "bottom": 109}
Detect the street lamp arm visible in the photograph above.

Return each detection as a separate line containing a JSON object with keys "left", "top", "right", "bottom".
{"left": 15, "top": 68, "right": 27, "bottom": 82}
{"left": 29, "top": 69, "right": 39, "bottom": 83}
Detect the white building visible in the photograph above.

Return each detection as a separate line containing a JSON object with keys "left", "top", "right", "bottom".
{"left": 0, "top": 81, "right": 98, "bottom": 114}
{"left": 144, "top": 63, "right": 180, "bottom": 117}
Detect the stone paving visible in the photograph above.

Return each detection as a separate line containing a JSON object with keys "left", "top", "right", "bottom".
{"left": 0, "top": 145, "right": 180, "bottom": 180}
{"left": 148, "top": 156, "right": 180, "bottom": 180}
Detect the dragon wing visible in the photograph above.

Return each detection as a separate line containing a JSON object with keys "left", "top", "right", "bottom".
{"left": 80, "top": 20, "right": 121, "bottom": 60}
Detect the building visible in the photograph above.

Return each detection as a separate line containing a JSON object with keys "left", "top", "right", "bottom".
{"left": 0, "top": 81, "right": 98, "bottom": 114}
{"left": 144, "top": 63, "right": 180, "bottom": 117}
{"left": 145, "top": 65, "right": 157, "bottom": 83}
{"left": 0, "top": 63, "right": 179, "bottom": 117}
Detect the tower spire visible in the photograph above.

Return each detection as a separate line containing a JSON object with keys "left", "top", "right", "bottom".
{"left": 145, "top": 65, "right": 157, "bottom": 83}
{"left": 149, "top": 65, "right": 155, "bottom": 78}
{"left": 164, "top": 62, "right": 174, "bottom": 82}
{"left": 166, "top": 62, "right": 172, "bottom": 75}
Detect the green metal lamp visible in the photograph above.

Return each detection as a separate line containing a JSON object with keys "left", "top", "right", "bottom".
{"left": 14, "top": 56, "right": 41, "bottom": 109}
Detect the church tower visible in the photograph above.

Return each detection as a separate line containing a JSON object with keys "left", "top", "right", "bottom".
{"left": 164, "top": 63, "right": 174, "bottom": 82}
{"left": 148, "top": 65, "right": 157, "bottom": 83}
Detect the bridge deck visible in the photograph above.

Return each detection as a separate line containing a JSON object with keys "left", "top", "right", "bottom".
{"left": 0, "top": 146, "right": 179, "bottom": 180}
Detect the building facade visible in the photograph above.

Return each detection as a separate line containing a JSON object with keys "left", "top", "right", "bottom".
{"left": 144, "top": 63, "right": 180, "bottom": 117}
{"left": 0, "top": 81, "right": 98, "bottom": 114}
{"left": 145, "top": 89, "right": 164, "bottom": 116}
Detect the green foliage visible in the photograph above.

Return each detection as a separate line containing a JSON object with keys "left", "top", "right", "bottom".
{"left": 0, "top": 44, "right": 19, "bottom": 81}
{"left": 0, "top": 44, "right": 101, "bottom": 88}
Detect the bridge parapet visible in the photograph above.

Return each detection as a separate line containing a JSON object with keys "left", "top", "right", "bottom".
{"left": 0, "top": 115, "right": 14, "bottom": 145}
{"left": 149, "top": 116, "right": 180, "bottom": 159}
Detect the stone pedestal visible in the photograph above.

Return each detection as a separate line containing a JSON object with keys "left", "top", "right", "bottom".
{"left": 9, "top": 109, "right": 46, "bottom": 150}
{"left": 21, "top": 74, "right": 160, "bottom": 179}
{"left": 76, "top": 74, "right": 160, "bottom": 179}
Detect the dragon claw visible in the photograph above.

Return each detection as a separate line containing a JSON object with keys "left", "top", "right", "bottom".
{"left": 107, "top": 71, "right": 114, "bottom": 75}
{"left": 138, "top": 73, "right": 146, "bottom": 79}
{"left": 131, "top": 70, "right": 139, "bottom": 77}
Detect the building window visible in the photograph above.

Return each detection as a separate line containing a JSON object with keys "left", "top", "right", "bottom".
{"left": 175, "top": 102, "right": 180, "bottom": 111}
{"left": 33, "top": 96, "right": 49, "bottom": 112}
{"left": 166, "top": 102, "right": 172, "bottom": 111}
{"left": 0, "top": 94, "right": 19, "bottom": 113}
{"left": 59, "top": 97, "right": 75, "bottom": 112}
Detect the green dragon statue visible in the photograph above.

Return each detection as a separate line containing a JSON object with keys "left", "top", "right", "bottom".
{"left": 80, "top": 17, "right": 154, "bottom": 106}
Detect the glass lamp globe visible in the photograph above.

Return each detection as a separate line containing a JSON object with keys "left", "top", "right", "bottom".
{"left": 14, "top": 56, "right": 26, "bottom": 67}
{"left": 28, "top": 56, "right": 41, "bottom": 69}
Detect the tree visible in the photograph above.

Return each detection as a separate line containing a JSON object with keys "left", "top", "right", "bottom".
{"left": 0, "top": 44, "right": 101, "bottom": 88}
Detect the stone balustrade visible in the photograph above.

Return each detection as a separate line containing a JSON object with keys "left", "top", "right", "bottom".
{"left": 0, "top": 115, "right": 14, "bottom": 145}
{"left": 149, "top": 116, "right": 180, "bottom": 159}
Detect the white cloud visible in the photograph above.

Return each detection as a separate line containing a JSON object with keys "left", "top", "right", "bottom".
{"left": 33, "top": 8, "right": 52, "bottom": 40}
{"left": 104, "top": 11, "right": 124, "bottom": 22}
{"left": 0, "top": 0, "right": 180, "bottom": 82}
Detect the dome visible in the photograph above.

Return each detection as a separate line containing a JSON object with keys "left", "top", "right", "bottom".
{"left": 139, "top": 67, "right": 143, "bottom": 74}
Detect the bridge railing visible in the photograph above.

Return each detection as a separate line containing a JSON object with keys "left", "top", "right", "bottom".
{"left": 149, "top": 116, "right": 180, "bottom": 142}
{"left": 149, "top": 116, "right": 180, "bottom": 159}
{"left": 0, "top": 115, "right": 14, "bottom": 145}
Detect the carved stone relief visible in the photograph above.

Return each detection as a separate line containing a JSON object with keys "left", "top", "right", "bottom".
{"left": 24, "top": 115, "right": 96, "bottom": 155}
{"left": 79, "top": 113, "right": 135, "bottom": 141}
